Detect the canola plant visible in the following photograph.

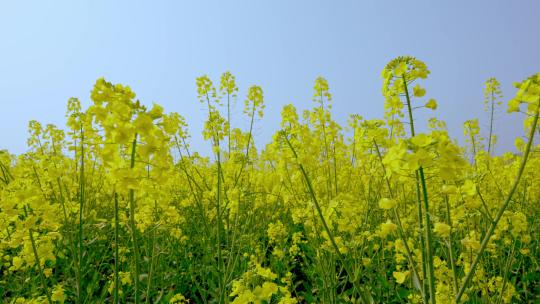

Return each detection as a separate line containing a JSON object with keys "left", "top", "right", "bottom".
{"left": 0, "top": 57, "right": 539, "bottom": 303}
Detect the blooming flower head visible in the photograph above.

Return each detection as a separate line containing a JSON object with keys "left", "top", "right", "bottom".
{"left": 379, "top": 220, "right": 398, "bottom": 238}
{"left": 425, "top": 99, "right": 437, "bottom": 110}
{"left": 378, "top": 197, "right": 397, "bottom": 210}
{"left": 393, "top": 270, "right": 410, "bottom": 284}
{"left": 434, "top": 222, "right": 451, "bottom": 238}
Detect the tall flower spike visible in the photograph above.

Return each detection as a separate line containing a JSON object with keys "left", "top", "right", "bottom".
{"left": 196, "top": 75, "right": 216, "bottom": 103}
{"left": 484, "top": 78, "right": 503, "bottom": 112}
{"left": 245, "top": 85, "right": 264, "bottom": 118}
{"left": 220, "top": 71, "right": 238, "bottom": 96}
{"left": 313, "top": 76, "right": 332, "bottom": 105}
{"left": 507, "top": 73, "right": 540, "bottom": 130}
{"left": 484, "top": 77, "right": 503, "bottom": 155}
{"left": 381, "top": 56, "right": 430, "bottom": 137}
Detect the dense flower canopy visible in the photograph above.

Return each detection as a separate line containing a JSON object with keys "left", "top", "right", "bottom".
{"left": 1, "top": 58, "right": 539, "bottom": 304}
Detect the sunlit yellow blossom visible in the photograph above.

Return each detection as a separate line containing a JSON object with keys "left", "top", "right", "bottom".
{"left": 393, "top": 62, "right": 407, "bottom": 77}
{"left": 169, "top": 293, "right": 188, "bottom": 303}
{"left": 379, "top": 220, "right": 398, "bottom": 238}
{"left": 51, "top": 285, "right": 66, "bottom": 303}
{"left": 119, "top": 271, "right": 132, "bottom": 285}
{"left": 461, "top": 235, "right": 481, "bottom": 251}
{"left": 393, "top": 270, "right": 409, "bottom": 284}
{"left": 11, "top": 256, "right": 23, "bottom": 271}
{"left": 425, "top": 98, "right": 437, "bottom": 110}
{"left": 378, "top": 197, "right": 397, "bottom": 210}
{"left": 441, "top": 184, "right": 458, "bottom": 195}
{"left": 1, "top": 60, "right": 538, "bottom": 304}
{"left": 433, "top": 222, "right": 451, "bottom": 237}
{"left": 253, "top": 282, "right": 279, "bottom": 301}
{"left": 255, "top": 264, "right": 278, "bottom": 280}
{"left": 413, "top": 84, "right": 426, "bottom": 97}
{"left": 460, "top": 179, "right": 477, "bottom": 197}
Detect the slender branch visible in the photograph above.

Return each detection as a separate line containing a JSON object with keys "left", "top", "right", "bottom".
{"left": 129, "top": 135, "right": 141, "bottom": 304}
{"left": 455, "top": 99, "right": 539, "bottom": 302}
{"left": 402, "top": 75, "right": 435, "bottom": 304}
{"left": 282, "top": 131, "right": 371, "bottom": 303}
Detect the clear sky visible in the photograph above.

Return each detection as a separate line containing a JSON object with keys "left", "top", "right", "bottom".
{"left": 1, "top": 1, "right": 539, "bottom": 155}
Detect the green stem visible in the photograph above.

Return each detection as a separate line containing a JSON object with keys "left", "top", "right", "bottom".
{"left": 443, "top": 192, "right": 459, "bottom": 296}
{"left": 487, "top": 91, "right": 495, "bottom": 156}
{"left": 114, "top": 192, "right": 120, "bottom": 304}
{"left": 29, "top": 230, "right": 53, "bottom": 304}
{"left": 283, "top": 133, "right": 342, "bottom": 258}
{"left": 455, "top": 98, "right": 540, "bottom": 303}
{"left": 0, "top": 159, "right": 14, "bottom": 183}
{"left": 25, "top": 206, "right": 53, "bottom": 304}
{"left": 129, "top": 135, "right": 141, "bottom": 304}
{"left": 216, "top": 148, "right": 224, "bottom": 304}
{"left": 403, "top": 75, "right": 435, "bottom": 303}
{"left": 468, "top": 125, "right": 478, "bottom": 168}
{"left": 233, "top": 104, "right": 256, "bottom": 187}
{"left": 282, "top": 132, "right": 371, "bottom": 303}
{"left": 318, "top": 95, "right": 334, "bottom": 199}
{"left": 146, "top": 216, "right": 157, "bottom": 304}
{"left": 77, "top": 127, "right": 85, "bottom": 304}
{"left": 418, "top": 168, "right": 436, "bottom": 304}
{"left": 414, "top": 172, "right": 429, "bottom": 302}
{"left": 204, "top": 93, "right": 226, "bottom": 302}
{"left": 373, "top": 140, "right": 424, "bottom": 298}
{"left": 227, "top": 92, "right": 231, "bottom": 156}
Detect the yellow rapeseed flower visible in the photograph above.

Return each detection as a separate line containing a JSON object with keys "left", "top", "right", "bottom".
{"left": 393, "top": 270, "right": 409, "bottom": 284}
{"left": 433, "top": 222, "right": 451, "bottom": 238}
{"left": 425, "top": 98, "right": 438, "bottom": 110}
{"left": 378, "top": 198, "right": 397, "bottom": 210}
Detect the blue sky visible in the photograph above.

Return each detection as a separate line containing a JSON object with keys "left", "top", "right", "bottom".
{"left": 1, "top": 1, "right": 539, "bottom": 155}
